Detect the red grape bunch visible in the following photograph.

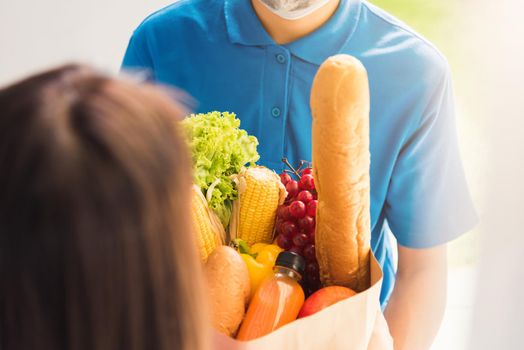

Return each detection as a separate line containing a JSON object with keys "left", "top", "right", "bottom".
{"left": 275, "top": 158, "right": 320, "bottom": 295}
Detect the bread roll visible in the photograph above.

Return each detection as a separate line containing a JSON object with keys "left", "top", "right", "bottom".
{"left": 310, "top": 55, "right": 371, "bottom": 292}
{"left": 205, "top": 246, "right": 250, "bottom": 337}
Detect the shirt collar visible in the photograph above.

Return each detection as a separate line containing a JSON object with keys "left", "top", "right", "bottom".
{"left": 224, "top": 0, "right": 274, "bottom": 46}
{"left": 224, "top": 0, "right": 362, "bottom": 65}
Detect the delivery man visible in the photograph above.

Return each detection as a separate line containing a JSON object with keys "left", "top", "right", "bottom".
{"left": 122, "top": 0, "right": 478, "bottom": 348}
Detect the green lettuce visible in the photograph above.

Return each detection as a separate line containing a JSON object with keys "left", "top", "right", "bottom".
{"left": 182, "top": 111, "right": 260, "bottom": 227}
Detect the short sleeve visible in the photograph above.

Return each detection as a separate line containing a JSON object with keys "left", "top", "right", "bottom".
{"left": 385, "top": 68, "right": 478, "bottom": 248}
{"left": 121, "top": 27, "right": 155, "bottom": 80}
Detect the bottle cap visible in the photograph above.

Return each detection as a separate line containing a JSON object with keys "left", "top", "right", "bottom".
{"left": 275, "top": 251, "right": 306, "bottom": 277}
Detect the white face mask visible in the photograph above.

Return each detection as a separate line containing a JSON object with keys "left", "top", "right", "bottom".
{"left": 258, "top": 0, "right": 332, "bottom": 20}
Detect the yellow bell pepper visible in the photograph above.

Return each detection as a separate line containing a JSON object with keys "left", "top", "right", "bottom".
{"left": 251, "top": 243, "right": 283, "bottom": 256}
{"left": 240, "top": 254, "right": 272, "bottom": 301}
{"left": 233, "top": 240, "right": 283, "bottom": 301}
{"left": 253, "top": 244, "right": 283, "bottom": 267}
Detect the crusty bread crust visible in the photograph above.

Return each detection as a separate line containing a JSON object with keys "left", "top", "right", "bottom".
{"left": 206, "top": 246, "right": 250, "bottom": 336}
{"left": 310, "top": 55, "right": 371, "bottom": 292}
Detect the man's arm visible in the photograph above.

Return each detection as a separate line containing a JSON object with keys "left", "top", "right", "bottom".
{"left": 384, "top": 244, "right": 447, "bottom": 350}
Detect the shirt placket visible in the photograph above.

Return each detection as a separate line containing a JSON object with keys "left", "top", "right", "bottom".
{"left": 261, "top": 45, "right": 291, "bottom": 169}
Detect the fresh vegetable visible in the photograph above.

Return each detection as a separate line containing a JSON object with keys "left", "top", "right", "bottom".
{"left": 240, "top": 255, "right": 272, "bottom": 301}
{"left": 232, "top": 240, "right": 283, "bottom": 300}
{"left": 252, "top": 244, "right": 283, "bottom": 267}
{"left": 182, "top": 111, "right": 260, "bottom": 227}
{"left": 250, "top": 243, "right": 283, "bottom": 257}
{"left": 230, "top": 166, "right": 287, "bottom": 245}
{"left": 297, "top": 286, "right": 356, "bottom": 318}
{"left": 191, "top": 185, "right": 225, "bottom": 262}
{"left": 205, "top": 246, "right": 250, "bottom": 337}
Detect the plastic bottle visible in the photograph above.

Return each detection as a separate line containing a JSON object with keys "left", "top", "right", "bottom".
{"left": 236, "top": 251, "right": 305, "bottom": 341}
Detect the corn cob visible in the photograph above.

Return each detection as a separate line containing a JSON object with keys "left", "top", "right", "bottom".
{"left": 191, "top": 185, "right": 226, "bottom": 262}
{"left": 230, "top": 167, "right": 287, "bottom": 246}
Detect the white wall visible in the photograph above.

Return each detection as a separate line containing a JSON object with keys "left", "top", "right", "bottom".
{"left": 0, "top": 0, "right": 173, "bottom": 85}
{"left": 468, "top": 0, "right": 524, "bottom": 348}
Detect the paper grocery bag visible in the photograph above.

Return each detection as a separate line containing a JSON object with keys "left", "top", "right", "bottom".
{"left": 213, "top": 252, "right": 393, "bottom": 350}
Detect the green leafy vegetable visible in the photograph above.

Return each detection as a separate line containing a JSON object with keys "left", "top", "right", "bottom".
{"left": 182, "top": 111, "right": 260, "bottom": 227}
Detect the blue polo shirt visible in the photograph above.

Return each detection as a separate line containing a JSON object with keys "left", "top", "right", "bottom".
{"left": 122, "top": 0, "right": 478, "bottom": 306}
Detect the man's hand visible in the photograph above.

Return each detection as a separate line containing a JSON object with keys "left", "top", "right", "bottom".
{"left": 384, "top": 244, "right": 448, "bottom": 350}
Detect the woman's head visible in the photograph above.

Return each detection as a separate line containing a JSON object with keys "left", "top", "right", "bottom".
{"left": 0, "top": 65, "right": 206, "bottom": 350}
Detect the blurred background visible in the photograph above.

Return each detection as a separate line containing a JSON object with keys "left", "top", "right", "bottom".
{"left": 0, "top": 0, "right": 520, "bottom": 349}
{"left": 372, "top": 1, "right": 485, "bottom": 349}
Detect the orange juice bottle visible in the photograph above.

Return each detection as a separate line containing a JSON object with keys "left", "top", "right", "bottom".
{"left": 236, "top": 252, "right": 305, "bottom": 341}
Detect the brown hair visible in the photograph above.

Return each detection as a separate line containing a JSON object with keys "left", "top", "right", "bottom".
{"left": 0, "top": 65, "right": 207, "bottom": 350}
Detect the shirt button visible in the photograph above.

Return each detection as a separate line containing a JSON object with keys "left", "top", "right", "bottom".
{"left": 271, "top": 107, "right": 281, "bottom": 118}
{"left": 276, "top": 54, "right": 286, "bottom": 64}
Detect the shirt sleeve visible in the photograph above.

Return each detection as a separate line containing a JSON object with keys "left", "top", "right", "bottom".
{"left": 384, "top": 67, "right": 478, "bottom": 248}
{"left": 121, "top": 27, "right": 155, "bottom": 81}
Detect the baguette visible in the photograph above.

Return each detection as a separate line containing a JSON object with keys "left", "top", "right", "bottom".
{"left": 310, "top": 54, "right": 371, "bottom": 292}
